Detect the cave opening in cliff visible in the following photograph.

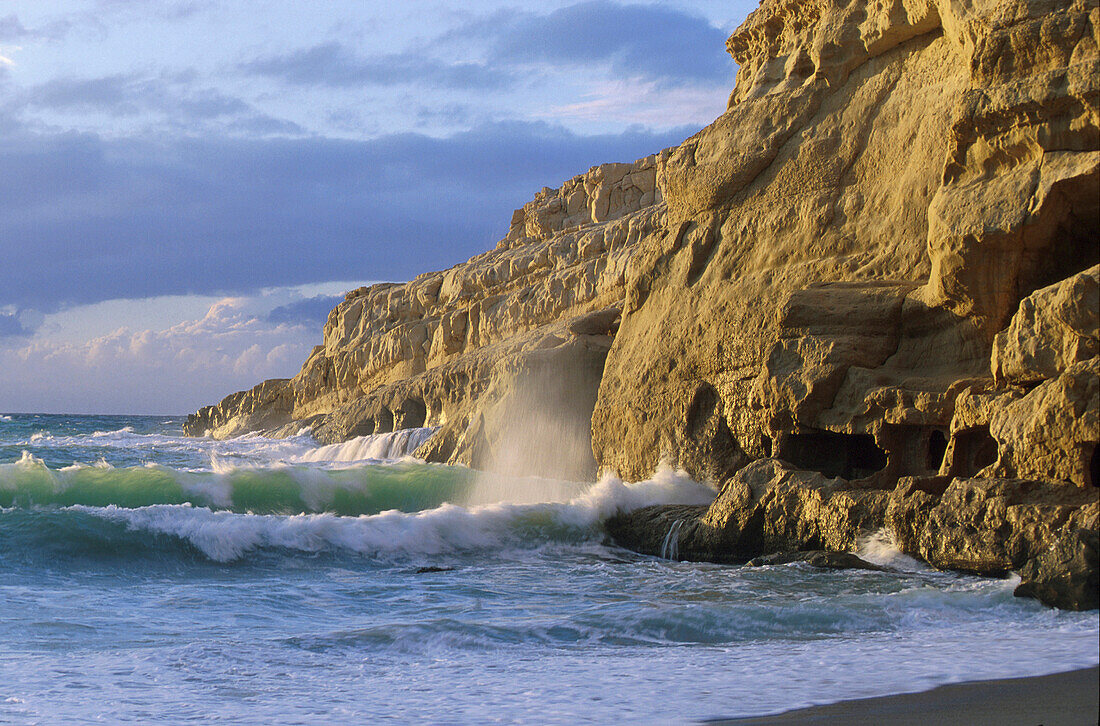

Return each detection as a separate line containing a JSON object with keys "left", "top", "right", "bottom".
{"left": 948, "top": 427, "right": 998, "bottom": 477}
{"left": 777, "top": 430, "right": 887, "bottom": 480}
{"left": 399, "top": 399, "right": 427, "bottom": 429}
{"left": 377, "top": 407, "right": 394, "bottom": 434}
{"left": 927, "top": 430, "right": 949, "bottom": 472}
{"left": 1019, "top": 175, "right": 1100, "bottom": 297}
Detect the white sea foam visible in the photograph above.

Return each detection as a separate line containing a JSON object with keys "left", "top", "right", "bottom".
{"left": 13, "top": 422, "right": 438, "bottom": 474}
{"left": 294, "top": 427, "right": 437, "bottom": 464}
{"left": 178, "top": 473, "right": 234, "bottom": 510}
{"left": 92, "top": 426, "right": 135, "bottom": 437}
{"left": 14, "top": 450, "right": 45, "bottom": 468}
{"left": 0, "top": 415, "right": 12, "bottom": 422}
{"left": 856, "top": 528, "right": 928, "bottom": 571}
{"left": 59, "top": 458, "right": 114, "bottom": 472}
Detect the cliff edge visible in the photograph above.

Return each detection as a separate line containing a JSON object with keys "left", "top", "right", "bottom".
{"left": 187, "top": 0, "right": 1099, "bottom": 608}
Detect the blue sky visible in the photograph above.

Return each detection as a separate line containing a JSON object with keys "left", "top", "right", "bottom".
{"left": 0, "top": 0, "right": 752, "bottom": 414}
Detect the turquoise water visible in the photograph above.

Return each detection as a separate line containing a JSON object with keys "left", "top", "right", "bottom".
{"left": 0, "top": 414, "right": 1097, "bottom": 724}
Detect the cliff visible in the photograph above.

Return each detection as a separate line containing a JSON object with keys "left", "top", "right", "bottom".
{"left": 187, "top": 0, "right": 1099, "bottom": 608}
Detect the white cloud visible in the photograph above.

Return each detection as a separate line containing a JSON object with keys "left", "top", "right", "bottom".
{"left": 0, "top": 295, "right": 327, "bottom": 415}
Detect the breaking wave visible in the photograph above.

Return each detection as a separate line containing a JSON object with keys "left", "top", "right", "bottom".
{"left": 0, "top": 466, "right": 714, "bottom": 562}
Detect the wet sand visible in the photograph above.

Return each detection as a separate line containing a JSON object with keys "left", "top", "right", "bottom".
{"left": 711, "top": 666, "right": 1099, "bottom": 726}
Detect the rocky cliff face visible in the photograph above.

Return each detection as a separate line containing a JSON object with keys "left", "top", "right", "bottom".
{"left": 187, "top": 0, "right": 1099, "bottom": 608}
{"left": 595, "top": 0, "right": 1098, "bottom": 483}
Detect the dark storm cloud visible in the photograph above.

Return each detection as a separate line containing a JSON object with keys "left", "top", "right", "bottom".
{"left": 242, "top": 43, "right": 512, "bottom": 90}
{"left": 0, "top": 120, "right": 695, "bottom": 311}
{"left": 477, "top": 1, "right": 731, "bottom": 87}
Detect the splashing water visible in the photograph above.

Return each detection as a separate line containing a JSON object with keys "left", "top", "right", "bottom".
{"left": 660, "top": 518, "right": 684, "bottom": 561}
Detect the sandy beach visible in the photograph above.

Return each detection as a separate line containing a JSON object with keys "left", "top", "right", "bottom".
{"left": 713, "top": 666, "right": 1099, "bottom": 725}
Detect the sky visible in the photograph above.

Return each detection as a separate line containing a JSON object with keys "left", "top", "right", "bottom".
{"left": 0, "top": 0, "right": 753, "bottom": 414}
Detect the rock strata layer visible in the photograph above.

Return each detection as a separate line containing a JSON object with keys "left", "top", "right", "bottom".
{"left": 188, "top": 0, "right": 1099, "bottom": 609}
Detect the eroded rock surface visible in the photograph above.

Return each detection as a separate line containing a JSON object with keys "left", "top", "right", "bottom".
{"left": 606, "top": 459, "right": 889, "bottom": 563}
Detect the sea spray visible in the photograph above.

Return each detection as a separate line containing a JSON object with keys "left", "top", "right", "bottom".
{"left": 465, "top": 351, "right": 606, "bottom": 505}
{"left": 856, "top": 528, "right": 928, "bottom": 571}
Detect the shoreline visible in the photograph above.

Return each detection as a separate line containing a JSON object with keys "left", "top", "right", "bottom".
{"left": 709, "top": 666, "right": 1100, "bottom": 725}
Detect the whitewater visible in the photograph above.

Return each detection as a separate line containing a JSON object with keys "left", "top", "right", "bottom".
{"left": 0, "top": 414, "right": 1097, "bottom": 724}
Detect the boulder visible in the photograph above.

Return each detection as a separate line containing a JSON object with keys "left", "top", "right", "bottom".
{"left": 992, "top": 266, "right": 1100, "bottom": 385}
{"left": 988, "top": 358, "right": 1100, "bottom": 487}
{"left": 887, "top": 476, "right": 1098, "bottom": 607}
{"left": 1014, "top": 528, "right": 1100, "bottom": 611}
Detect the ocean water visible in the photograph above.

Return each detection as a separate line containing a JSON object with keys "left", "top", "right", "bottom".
{"left": 0, "top": 414, "right": 1096, "bottom": 724}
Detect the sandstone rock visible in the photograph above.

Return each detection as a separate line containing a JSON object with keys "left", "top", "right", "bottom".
{"left": 988, "top": 358, "right": 1100, "bottom": 487}
{"left": 603, "top": 504, "right": 715, "bottom": 561}
{"left": 606, "top": 460, "right": 888, "bottom": 562}
{"left": 593, "top": 0, "right": 1099, "bottom": 485}
{"left": 187, "top": 165, "right": 666, "bottom": 477}
{"left": 887, "top": 475, "right": 1098, "bottom": 578}
{"left": 1014, "top": 528, "right": 1099, "bottom": 611}
{"left": 505, "top": 156, "right": 668, "bottom": 241}
{"left": 183, "top": 379, "right": 294, "bottom": 439}
{"left": 992, "top": 266, "right": 1100, "bottom": 385}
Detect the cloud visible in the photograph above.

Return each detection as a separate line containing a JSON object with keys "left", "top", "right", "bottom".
{"left": 10, "top": 73, "right": 284, "bottom": 129}
{"left": 0, "top": 297, "right": 319, "bottom": 414}
{"left": 242, "top": 43, "right": 512, "bottom": 90}
{"left": 0, "top": 308, "right": 42, "bottom": 338}
{"left": 480, "top": 1, "right": 732, "bottom": 87}
{"left": 0, "top": 13, "right": 73, "bottom": 43}
{"left": 0, "top": 119, "right": 696, "bottom": 312}
{"left": 545, "top": 79, "right": 727, "bottom": 128}
{"left": 266, "top": 294, "right": 343, "bottom": 326}
{"left": 0, "top": 14, "right": 29, "bottom": 41}
{"left": 0, "top": 313, "right": 29, "bottom": 338}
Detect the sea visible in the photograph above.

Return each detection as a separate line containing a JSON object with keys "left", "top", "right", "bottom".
{"left": 0, "top": 413, "right": 1096, "bottom": 724}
